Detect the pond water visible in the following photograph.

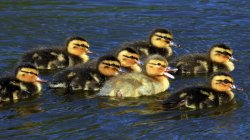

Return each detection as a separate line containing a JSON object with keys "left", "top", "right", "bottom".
{"left": 0, "top": 0, "right": 250, "bottom": 139}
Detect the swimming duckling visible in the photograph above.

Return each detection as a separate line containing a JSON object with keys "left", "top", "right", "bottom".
{"left": 49, "top": 55, "right": 121, "bottom": 91}
{"left": 173, "top": 43, "right": 236, "bottom": 74}
{"left": 112, "top": 45, "right": 141, "bottom": 72}
{"left": 122, "top": 28, "right": 179, "bottom": 59}
{"left": 0, "top": 64, "right": 44, "bottom": 102}
{"left": 163, "top": 72, "right": 240, "bottom": 110}
{"left": 82, "top": 46, "right": 141, "bottom": 73}
{"left": 20, "top": 36, "right": 91, "bottom": 70}
{"left": 97, "top": 55, "right": 175, "bottom": 98}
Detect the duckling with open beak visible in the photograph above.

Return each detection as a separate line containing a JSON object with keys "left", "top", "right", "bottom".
{"left": 98, "top": 55, "right": 176, "bottom": 98}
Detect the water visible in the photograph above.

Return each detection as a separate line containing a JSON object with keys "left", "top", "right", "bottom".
{"left": 0, "top": 0, "right": 250, "bottom": 139}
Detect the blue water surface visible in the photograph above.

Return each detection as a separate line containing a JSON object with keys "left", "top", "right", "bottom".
{"left": 0, "top": 0, "right": 250, "bottom": 139}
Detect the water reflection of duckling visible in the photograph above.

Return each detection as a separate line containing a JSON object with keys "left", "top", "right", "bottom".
{"left": 173, "top": 43, "right": 236, "bottom": 74}
{"left": 20, "top": 36, "right": 91, "bottom": 70}
{"left": 163, "top": 72, "right": 240, "bottom": 110}
{"left": 0, "top": 64, "right": 45, "bottom": 102}
{"left": 98, "top": 55, "right": 175, "bottom": 98}
{"left": 49, "top": 55, "right": 121, "bottom": 91}
{"left": 122, "top": 28, "right": 179, "bottom": 59}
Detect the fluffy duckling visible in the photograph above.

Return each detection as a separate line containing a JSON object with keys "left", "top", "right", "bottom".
{"left": 0, "top": 64, "right": 44, "bottom": 102}
{"left": 20, "top": 36, "right": 91, "bottom": 70}
{"left": 122, "top": 28, "right": 179, "bottom": 59}
{"left": 97, "top": 55, "right": 175, "bottom": 98}
{"left": 49, "top": 55, "right": 121, "bottom": 91}
{"left": 112, "top": 46, "right": 141, "bottom": 72}
{"left": 163, "top": 72, "right": 240, "bottom": 110}
{"left": 173, "top": 43, "right": 236, "bottom": 74}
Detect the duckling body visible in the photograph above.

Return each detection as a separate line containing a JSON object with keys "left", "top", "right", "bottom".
{"left": 20, "top": 36, "right": 91, "bottom": 70}
{"left": 163, "top": 72, "right": 236, "bottom": 110}
{"left": 121, "top": 28, "right": 179, "bottom": 59}
{"left": 98, "top": 55, "right": 174, "bottom": 98}
{"left": 49, "top": 55, "right": 121, "bottom": 91}
{"left": 0, "top": 64, "right": 43, "bottom": 102}
{"left": 174, "top": 44, "right": 235, "bottom": 74}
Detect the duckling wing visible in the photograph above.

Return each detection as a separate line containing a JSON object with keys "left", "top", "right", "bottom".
{"left": 20, "top": 49, "right": 69, "bottom": 69}
{"left": 174, "top": 54, "right": 212, "bottom": 74}
{"left": 98, "top": 73, "right": 155, "bottom": 97}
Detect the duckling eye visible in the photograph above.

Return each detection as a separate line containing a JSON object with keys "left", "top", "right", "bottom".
{"left": 223, "top": 79, "right": 233, "bottom": 84}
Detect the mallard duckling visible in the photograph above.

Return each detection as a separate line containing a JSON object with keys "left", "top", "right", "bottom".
{"left": 0, "top": 64, "right": 44, "bottom": 102}
{"left": 163, "top": 72, "right": 240, "bottom": 110}
{"left": 112, "top": 45, "right": 141, "bottom": 72}
{"left": 49, "top": 55, "right": 121, "bottom": 91}
{"left": 97, "top": 55, "right": 175, "bottom": 98}
{"left": 20, "top": 36, "right": 91, "bottom": 70}
{"left": 173, "top": 43, "right": 236, "bottom": 74}
{"left": 122, "top": 28, "right": 179, "bottom": 59}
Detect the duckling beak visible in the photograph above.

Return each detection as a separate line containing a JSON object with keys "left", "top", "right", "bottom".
{"left": 119, "top": 69, "right": 126, "bottom": 73}
{"left": 167, "top": 66, "right": 178, "bottom": 73}
{"left": 87, "top": 50, "right": 93, "bottom": 54}
{"left": 170, "top": 41, "right": 181, "bottom": 48}
{"left": 231, "top": 84, "right": 244, "bottom": 91}
{"left": 229, "top": 56, "right": 238, "bottom": 62}
{"left": 163, "top": 67, "right": 176, "bottom": 79}
{"left": 36, "top": 77, "right": 47, "bottom": 83}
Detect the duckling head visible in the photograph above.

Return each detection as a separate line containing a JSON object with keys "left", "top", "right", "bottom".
{"left": 209, "top": 43, "right": 235, "bottom": 63}
{"left": 97, "top": 55, "right": 121, "bottom": 77}
{"left": 210, "top": 72, "right": 235, "bottom": 92}
{"left": 149, "top": 28, "right": 173, "bottom": 49}
{"left": 66, "top": 36, "right": 91, "bottom": 61}
{"left": 116, "top": 47, "right": 141, "bottom": 72}
{"left": 143, "top": 55, "right": 175, "bottom": 79}
{"left": 15, "top": 63, "right": 44, "bottom": 83}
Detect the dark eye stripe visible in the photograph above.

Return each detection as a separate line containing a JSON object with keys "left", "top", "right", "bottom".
{"left": 74, "top": 43, "right": 89, "bottom": 49}
{"left": 21, "top": 70, "right": 38, "bottom": 76}
{"left": 216, "top": 79, "right": 233, "bottom": 84}
{"left": 122, "top": 55, "right": 139, "bottom": 60}
{"left": 154, "top": 34, "right": 172, "bottom": 40}
{"left": 215, "top": 50, "right": 232, "bottom": 57}
{"left": 148, "top": 63, "right": 166, "bottom": 68}
{"left": 102, "top": 62, "right": 120, "bottom": 69}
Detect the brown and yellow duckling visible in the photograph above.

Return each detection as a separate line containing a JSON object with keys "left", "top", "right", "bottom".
{"left": 163, "top": 72, "right": 241, "bottom": 110}
{"left": 0, "top": 64, "right": 45, "bottom": 102}
{"left": 20, "top": 36, "right": 91, "bottom": 70}
{"left": 122, "top": 28, "right": 180, "bottom": 59}
{"left": 112, "top": 46, "right": 141, "bottom": 72}
{"left": 49, "top": 55, "right": 121, "bottom": 91}
{"left": 173, "top": 43, "right": 236, "bottom": 74}
{"left": 97, "top": 55, "right": 175, "bottom": 98}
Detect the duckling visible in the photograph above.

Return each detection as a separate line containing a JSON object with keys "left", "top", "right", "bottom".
{"left": 173, "top": 43, "right": 236, "bottom": 74}
{"left": 80, "top": 46, "right": 141, "bottom": 73}
{"left": 111, "top": 45, "right": 141, "bottom": 72}
{"left": 20, "top": 36, "right": 91, "bottom": 70}
{"left": 97, "top": 55, "right": 175, "bottom": 98}
{"left": 0, "top": 64, "right": 44, "bottom": 102}
{"left": 122, "top": 28, "right": 180, "bottom": 59}
{"left": 163, "top": 72, "right": 240, "bottom": 110}
{"left": 49, "top": 55, "right": 121, "bottom": 91}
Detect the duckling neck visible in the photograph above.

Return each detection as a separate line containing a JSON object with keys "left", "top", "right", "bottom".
{"left": 79, "top": 54, "right": 89, "bottom": 63}
{"left": 34, "top": 82, "right": 42, "bottom": 93}
{"left": 225, "top": 91, "right": 235, "bottom": 101}
{"left": 130, "top": 64, "right": 142, "bottom": 72}
{"left": 152, "top": 76, "right": 170, "bottom": 91}
{"left": 224, "top": 61, "right": 234, "bottom": 71}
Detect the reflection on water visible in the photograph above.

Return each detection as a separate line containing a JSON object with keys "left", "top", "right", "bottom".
{"left": 0, "top": 0, "right": 250, "bottom": 139}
